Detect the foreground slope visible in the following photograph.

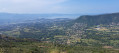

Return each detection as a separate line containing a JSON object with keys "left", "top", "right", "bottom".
{"left": 1, "top": 35, "right": 119, "bottom": 53}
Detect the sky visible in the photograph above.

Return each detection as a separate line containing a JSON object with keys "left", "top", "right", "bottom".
{"left": 0, "top": 0, "right": 119, "bottom": 14}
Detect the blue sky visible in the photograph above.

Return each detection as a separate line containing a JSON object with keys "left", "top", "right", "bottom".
{"left": 0, "top": 0, "right": 119, "bottom": 14}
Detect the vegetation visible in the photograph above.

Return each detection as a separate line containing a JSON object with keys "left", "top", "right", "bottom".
{"left": 1, "top": 35, "right": 119, "bottom": 53}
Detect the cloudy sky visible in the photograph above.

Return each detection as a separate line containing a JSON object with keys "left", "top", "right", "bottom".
{"left": 0, "top": 0, "right": 119, "bottom": 14}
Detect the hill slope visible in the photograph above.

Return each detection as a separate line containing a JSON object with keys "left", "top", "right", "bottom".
{"left": 75, "top": 13, "right": 119, "bottom": 26}
{"left": 1, "top": 35, "right": 119, "bottom": 53}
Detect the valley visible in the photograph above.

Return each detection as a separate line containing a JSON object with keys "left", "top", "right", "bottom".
{"left": 1, "top": 13, "right": 119, "bottom": 53}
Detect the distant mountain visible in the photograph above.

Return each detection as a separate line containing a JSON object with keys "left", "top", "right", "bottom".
{"left": 74, "top": 13, "right": 119, "bottom": 26}
{"left": 0, "top": 13, "right": 80, "bottom": 25}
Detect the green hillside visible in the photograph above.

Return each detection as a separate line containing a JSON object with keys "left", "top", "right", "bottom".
{"left": 75, "top": 13, "right": 119, "bottom": 26}
{"left": 1, "top": 35, "right": 119, "bottom": 53}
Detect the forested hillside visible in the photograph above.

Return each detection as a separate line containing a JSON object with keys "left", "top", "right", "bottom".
{"left": 75, "top": 13, "right": 119, "bottom": 26}
{"left": 1, "top": 35, "right": 119, "bottom": 53}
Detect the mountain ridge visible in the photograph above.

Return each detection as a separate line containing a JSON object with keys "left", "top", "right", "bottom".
{"left": 74, "top": 12, "right": 119, "bottom": 26}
